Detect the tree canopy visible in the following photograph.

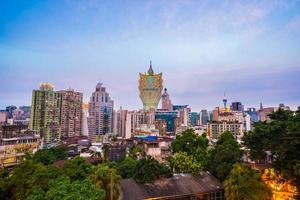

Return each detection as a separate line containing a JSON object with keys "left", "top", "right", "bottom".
{"left": 224, "top": 163, "right": 271, "bottom": 200}
{"left": 171, "top": 129, "right": 209, "bottom": 168}
{"left": 208, "top": 131, "right": 243, "bottom": 181}
{"left": 243, "top": 108, "right": 300, "bottom": 191}
{"left": 133, "top": 156, "right": 172, "bottom": 183}
{"left": 169, "top": 152, "right": 202, "bottom": 175}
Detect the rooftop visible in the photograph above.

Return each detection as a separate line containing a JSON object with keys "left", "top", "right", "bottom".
{"left": 120, "top": 172, "right": 223, "bottom": 200}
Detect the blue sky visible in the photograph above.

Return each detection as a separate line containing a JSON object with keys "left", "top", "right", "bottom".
{"left": 1, "top": 0, "right": 300, "bottom": 110}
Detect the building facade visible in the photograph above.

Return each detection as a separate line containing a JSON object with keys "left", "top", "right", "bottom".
{"left": 190, "top": 112, "right": 200, "bottom": 127}
{"left": 138, "top": 62, "right": 163, "bottom": 110}
{"left": 88, "top": 83, "right": 114, "bottom": 141}
{"left": 29, "top": 83, "right": 62, "bottom": 145}
{"left": 200, "top": 109, "right": 210, "bottom": 125}
{"left": 155, "top": 110, "right": 178, "bottom": 134}
{"left": 161, "top": 88, "right": 172, "bottom": 111}
{"left": 59, "top": 89, "right": 83, "bottom": 139}
{"left": 207, "top": 121, "right": 243, "bottom": 143}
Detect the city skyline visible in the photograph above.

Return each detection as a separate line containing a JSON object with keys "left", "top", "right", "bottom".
{"left": 1, "top": 0, "right": 300, "bottom": 110}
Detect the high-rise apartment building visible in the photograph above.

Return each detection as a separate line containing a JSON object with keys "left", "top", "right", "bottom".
{"left": 29, "top": 83, "right": 62, "bottom": 145}
{"left": 88, "top": 83, "right": 114, "bottom": 141}
{"left": 161, "top": 88, "right": 173, "bottom": 111}
{"left": 207, "top": 121, "right": 243, "bottom": 143}
{"left": 59, "top": 89, "right": 83, "bottom": 139}
{"left": 139, "top": 62, "right": 163, "bottom": 110}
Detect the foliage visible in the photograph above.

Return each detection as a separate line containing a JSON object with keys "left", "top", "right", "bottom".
{"left": 243, "top": 108, "right": 300, "bottom": 191}
{"left": 171, "top": 129, "right": 209, "bottom": 168}
{"left": 0, "top": 168, "right": 10, "bottom": 200}
{"left": 129, "top": 145, "right": 144, "bottom": 159}
{"left": 89, "top": 163, "right": 121, "bottom": 200}
{"left": 117, "top": 157, "right": 138, "bottom": 178}
{"left": 208, "top": 131, "right": 243, "bottom": 181}
{"left": 1, "top": 160, "right": 61, "bottom": 200}
{"left": 133, "top": 156, "right": 172, "bottom": 183}
{"left": 224, "top": 163, "right": 272, "bottom": 200}
{"left": 32, "top": 147, "right": 68, "bottom": 165}
{"left": 27, "top": 176, "right": 105, "bottom": 200}
{"left": 62, "top": 156, "right": 92, "bottom": 181}
{"left": 170, "top": 152, "right": 202, "bottom": 175}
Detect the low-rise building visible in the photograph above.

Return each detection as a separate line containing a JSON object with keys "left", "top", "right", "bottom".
{"left": 120, "top": 173, "right": 224, "bottom": 200}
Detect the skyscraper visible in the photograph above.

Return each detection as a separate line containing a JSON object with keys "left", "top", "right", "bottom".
{"left": 200, "top": 109, "right": 209, "bottom": 125}
{"left": 189, "top": 112, "right": 200, "bottom": 127}
{"left": 59, "top": 89, "right": 83, "bottom": 139}
{"left": 161, "top": 88, "right": 173, "bottom": 111}
{"left": 88, "top": 83, "right": 114, "bottom": 141}
{"left": 29, "top": 83, "right": 62, "bottom": 145}
{"left": 138, "top": 61, "right": 163, "bottom": 110}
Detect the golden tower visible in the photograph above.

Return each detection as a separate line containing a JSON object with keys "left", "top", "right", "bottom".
{"left": 138, "top": 61, "right": 163, "bottom": 110}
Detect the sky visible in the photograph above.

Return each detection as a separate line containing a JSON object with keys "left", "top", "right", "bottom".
{"left": 0, "top": 0, "right": 300, "bottom": 111}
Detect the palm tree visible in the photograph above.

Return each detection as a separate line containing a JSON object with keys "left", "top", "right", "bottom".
{"left": 89, "top": 164, "right": 121, "bottom": 200}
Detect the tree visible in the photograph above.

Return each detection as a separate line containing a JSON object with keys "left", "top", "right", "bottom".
{"left": 224, "top": 163, "right": 272, "bottom": 200}
{"left": 117, "top": 157, "right": 138, "bottom": 178}
{"left": 169, "top": 152, "right": 202, "bottom": 175}
{"left": 243, "top": 108, "right": 300, "bottom": 192}
{"left": 171, "top": 129, "right": 209, "bottom": 167}
{"left": 0, "top": 168, "right": 10, "bottom": 200}
{"left": 133, "top": 156, "right": 172, "bottom": 183}
{"left": 62, "top": 156, "right": 92, "bottom": 181}
{"left": 171, "top": 129, "right": 208, "bottom": 155}
{"left": 208, "top": 131, "right": 243, "bottom": 181}
{"left": 129, "top": 146, "right": 144, "bottom": 159}
{"left": 89, "top": 164, "right": 121, "bottom": 200}
{"left": 27, "top": 176, "right": 105, "bottom": 200}
{"left": 32, "top": 147, "right": 68, "bottom": 165}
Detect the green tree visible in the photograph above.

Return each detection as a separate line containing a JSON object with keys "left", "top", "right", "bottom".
{"left": 117, "top": 157, "right": 138, "bottom": 178}
{"left": 32, "top": 147, "right": 68, "bottom": 165}
{"left": 208, "top": 131, "right": 243, "bottom": 181}
{"left": 224, "top": 163, "right": 272, "bottom": 200}
{"left": 243, "top": 108, "right": 300, "bottom": 192}
{"left": 62, "top": 156, "right": 92, "bottom": 181}
{"left": 129, "top": 145, "right": 144, "bottom": 159}
{"left": 171, "top": 129, "right": 209, "bottom": 167}
{"left": 170, "top": 152, "right": 202, "bottom": 175}
{"left": 0, "top": 168, "right": 10, "bottom": 200}
{"left": 133, "top": 156, "right": 172, "bottom": 183}
{"left": 89, "top": 164, "right": 121, "bottom": 200}
{"left": 27, "top": 176, "right": 105, "bottom": 200}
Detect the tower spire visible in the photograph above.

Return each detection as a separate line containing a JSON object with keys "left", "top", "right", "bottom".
{"left": 223, "top": 92, "right": 227, "bottom": 109}
{"left": 148, "top": 60, "right": 154, "bottom": 75}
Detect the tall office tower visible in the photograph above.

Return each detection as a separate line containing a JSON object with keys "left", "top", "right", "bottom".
{"left": 189, "top": 112, "right": 200, "bottom": 127}
{"left": 200, "top": 109, "right": 209, "bottom": 125}
{"left": 139, "top": 61, "right": 163, "bottom": 110}
{"left": 81, "top": 102, "right": 89, "bottom": 136}
{"left": 161, "top": 88, "right": 173, "bottom": 111}
{"left": 88, "top": 83, "right": 114, "bottom": 141}
{"left": 59, "top": 89, "right": 83, "bottom": 139}
{"left": 29, "top": 83, "right": 62, "bottom": 145}
{"left": 231, "top": 102, "right": 244, "bottom": 112}
{"left": 155, "top": 110, "right": 179, "bottom": 134}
